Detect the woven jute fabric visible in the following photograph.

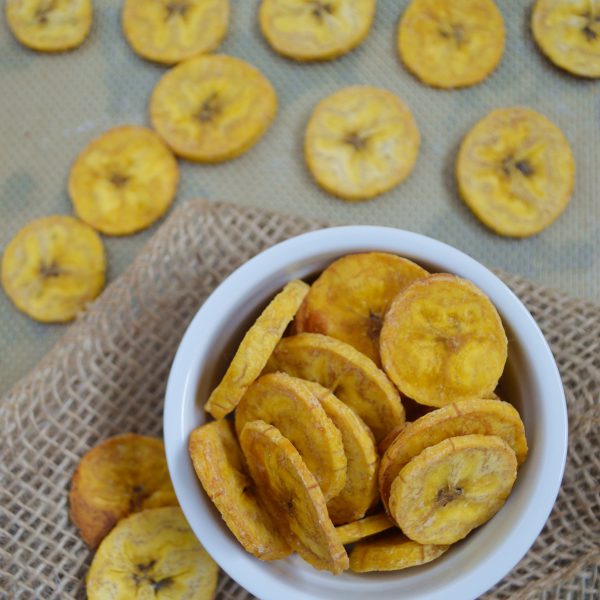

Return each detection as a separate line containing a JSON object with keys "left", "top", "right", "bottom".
{"left": 0, "top": 200, "right": 598, "bottom": 600}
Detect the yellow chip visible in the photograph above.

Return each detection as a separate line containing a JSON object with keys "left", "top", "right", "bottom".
{"left": 150, "top": 54, "right": 278, "bottom": 162}
{"left": 235, "top": 373, "right": 347, "bottom": 502}
{"left": 86, "top": 507, "right": 218, "bottom": 600}
{"left": 189, "top": 419, "right": 291, "bottom": 560}
{"left": 336, "top": 513, "right": 395, "bottom": 545}
{"left": 6, "top": 0, "right": 92, "bottom": 52}
{"left": 69, "top": 434, "right": 178, "bottom": 549}
{"left": 259, "top": 0, "right": 376, "bottom": 61}
{"left": 457, "top": 107, "right": 575, "bottom": 237}
{"left": 380, "top": 274, "right": 507, "bottom": 408}
{"left": 240, "top": 420, "right": 349, "bottom": 574}
{"left": 389, "top": 434, "right": 517, "bottom": 545}
{"left": 265, "top": 333, "right": 404, "bottom": 443}
{"left": 305, "top": 86, "right": 420, "bottom": 201}
{"left": 532, "top": 0, "right": 600, "bottom": 78}
{"left": 397, "top": 0, "right": 505, "bottom": 88}
{"left": 1, "top": 215, "right": 105, "bottom": 323}
{"left": 122, "top": 0, "right": 229, "bottom": 65}
{"left": 68, "top": 126, "right": 179, "bottom": 236}
{"left": 204, "top": 280, "right": 309, "bottom": 419}
{"left": 296, "top": 252, "right": 428, "bottom": 365}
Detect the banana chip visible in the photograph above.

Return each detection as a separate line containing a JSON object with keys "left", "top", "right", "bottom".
{"left": 296, "top": 252, "right": 428, "bottom": 365}
{"left": 397, "top": 0, "right": 505, "bottom": 88}
{"left": 69, "top": 126, "right": 179, "bottom": 236}
{"left": 235, "top": 373, "right": 347, "bottom": 502}
{"left": 532, "top": 0, "right": 600, "bottom": 78}
{"left": 304, "top": 86, "right": 420, "bottom": 201}
{"left": 6, "top": 0, "right": 92, "bottom": 52}
{"left": 189, "top": 419, "right": 291, "bottom": 560}
{"left": 336, "top": 513, "right": 395, "bottom": 545}
{"left": 266, "top": 333, "right": 404, "bottom": 442}
{"left": 87, "top": 506, "right": 218, "bottom": 600}
{"left": 457, "top": 107, "right": 575, "bottom": 237}
{"left": 259, "top": 0, "right": 376, "bottom": 61}
{"left": 1, "top": 215, "right": 105, "bottom": 323}
{"left": 205, "top": 280, "right": 309, "bottom": 419}
{"left": 240, "top": 420, "right": 349, "bottom": 574}
{"left": 389, "top": 434, "right": 517, "bottom": 545}
{"left": 150, "top": 54, "right": 278, "bottom": 162}
{"left": 123, "top": 0, "right": 229, "bottom": 65}
{"left": 380, "top": 274, "right": 507, "bottom": 408}
{"left": 70, "top": 434, "right": 177, "bottom": 549}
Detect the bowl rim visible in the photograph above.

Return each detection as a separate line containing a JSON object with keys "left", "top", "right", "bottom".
{"left": 164, "top": 225, "right": 567, "bottom": 600}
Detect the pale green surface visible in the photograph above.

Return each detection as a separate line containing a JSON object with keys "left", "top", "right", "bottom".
{"left": 1, "top": 0, "right": 598, "bottom": 394}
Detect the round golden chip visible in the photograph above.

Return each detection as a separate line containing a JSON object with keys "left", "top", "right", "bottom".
{"left": 304, "top": 86, "right": 420, "bottom": 201}
{"left": 189, "top": 419, "right": 291, "bottom": 560}
{"left": 380, "top": 274, "right": 507, "bottom": 408}
{"left": 204, "top": 279, "right": 309, "bottom": 419}
{"left": 296, "top": 252, "right": 428, "bottom": 365}
{"left": 389, "top": 434, "right": 517, "bottom": 545}
{"left": 68, "top": 126, "right": 179, "bottom": 236}
{"left": 532, "top": 0, "right": 600, "bottom": 78}
{"left": 265, "top": 332, "right": 404, "bottom": 443}
{"left": 6, "top": 0, "right": 92, "bottom": 52}
{"left": 69, "top": 434, "right": 178, "bottom": 549}
{"left": 259, "top": 0, "right": 376, "bottom": 61}
{"left": 87, "top": 506, "right": 218, "bottom": 600}
{"left": 1, "top": 215, "right": 106, "bottom": 323}
{"left": 457, "top": 107, "right": 575, "bottom": 237}
{"left": 123, "top": 0, "right": 229, "bottom": 65}
{"left": 150, "top": 54, "right": 278, "bottom": 162}
{"left": 397, "top": 0, "right": 505, "bottom": 89}
{"left": 235, "top": 373, "right": 347, "bottom": 502}
{"left": 336, "top": 513, "right": 395, "bottom": 545}
{"left": 239, "top": 419, "right": 349, "bottom": 574}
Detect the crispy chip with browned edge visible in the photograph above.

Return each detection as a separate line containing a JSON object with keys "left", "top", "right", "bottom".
{"left": 379, "top": 398, "right": 527, "bottom": 511}
{"left": 296, "top": 252, "right": 428, "bottom": 365}
{"left": 240, "top": 420, "right": 349, "bottom": 574}
{"left": 189, "top": 419, "right": 290, "bottom": 560}
{"left": 389, "top": 434, "right": 517, "bottom": 545}
{"left": 265, "top": 333, "right": 404, "bottom": 442}
{"left": 69, "top": 434, "right": 177, "bottom": 549}
{"left": 205, "top": 279, "right": 309, "bottom": 419}
{"left": 380, "top": 274, "right": 507, "bottom": 408}
{"left": 336, "top": 513, "right": 395, "bottom": 545}
{"left": 235, "top": 373, "right": 347, "bottom": 502}
{"left": 87, "top": 507, "right": 218, "bottom": 600}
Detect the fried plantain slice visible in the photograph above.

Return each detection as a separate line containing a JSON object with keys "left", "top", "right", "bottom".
{"left": 259, "top": 0, "right": 376, "bottom": 61}
{"left": 380, "top": 274, "right": 507, "bottom": 408}
{"left": 239, "top": 420, "right": 349, "bottom": 574}
{"left": 532, "top": 0, "right": 600, "bottom": 78}
{"left": 235, "top": 373, "right": 347, "bottom": 502}
{"left": 303, "top": 381, "right": 378, "bottom": 523}
{"left": 304, "top": 86, "right": 420, "bottom": 201}
{"left": 389, "top": 434, "right": 517, "bottom": 545}
{"left": 296, "top": 252, "right": 428, "bottom": 365}
{"left": 350, "top": 531, "right": 448, "bottom": 572}
{"left": 87, "top": 506, "right": 218, "bottom": 600}
{"left": 397, "top": 0, "right": 505, "bottom": 89}
{"left": 378, "top": 398, "right": 527, "bottom": 510}
{"left": 150, "top": 54, "right": 277, "bottom": 162}
{"left": 69, "top": 434, "right": 178, "bottom": 549}
{"left": 205, "top": 280, "right": 309, "bottom": 419}
{"left": 265, "top": 333, "right": 404, "bottom": 442}
{"left": 336, "top": 513, "right": 395, "bottom": 545}
{"left": 1, "top": 215, "right": 105, "bottom": 323}
{"left": 456, "top": 107, "right": 575, "bottom": 237}
{"left": 6, "top": 0, "right": 92, "bottom": 52}
{"left": 189, "top": 419, "right": 290, "bottom": 560}
{"left": 123, "top": 0, "right": 229, "bottom": 65}
{"left": 68, "top": 126, "right": 179, "bottom": 236}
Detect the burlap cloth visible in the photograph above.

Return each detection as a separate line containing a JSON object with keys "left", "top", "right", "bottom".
{"left": 0, "top": 200, "right": 598, "bottom": 599}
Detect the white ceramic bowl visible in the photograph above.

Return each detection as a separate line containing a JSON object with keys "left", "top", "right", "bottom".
{"left": 164, "top": 226, "right": 567, "bottom": 600}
